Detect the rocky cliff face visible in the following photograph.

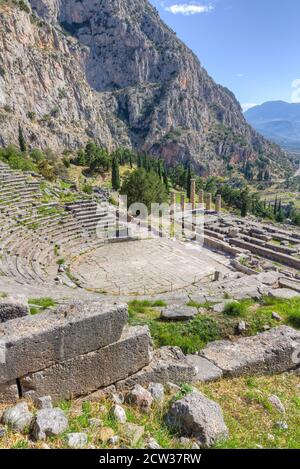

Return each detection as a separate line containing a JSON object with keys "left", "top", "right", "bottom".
{"left": 0, "top": 0, "right": 287, "bottom": 175}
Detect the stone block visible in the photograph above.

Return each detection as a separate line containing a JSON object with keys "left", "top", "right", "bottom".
{"left": 200, "top": 326, "right": 300, "bottom": 377}
{"left": 0, "top": 381, "right": 19, "bottom": 404}
{"left": 186, "top": 355, "right": 223, "bottom": 382}
{"left": 0, "top": 296, "right": 29, "bottom": 323}
{"left": 166, "top": 391, "right": 228, "bottom": 448}
{"left": 0, "top": 301, "right": 128, "bottom": 383}
{"left": 161, "top": 306, "right": 198, "bottom": 321}
{"left": 116, "top": 346, "right": 196, "bottom": 390}
{"left": 20, "top": 326, "right": 151, "bottom": 402}
{"left": 268, "top": 289, "right": 300, "bottom": 300}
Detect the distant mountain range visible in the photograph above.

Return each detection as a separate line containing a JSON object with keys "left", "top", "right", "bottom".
{"left": 245, "top": 101, "right": 300, "bottom": 151}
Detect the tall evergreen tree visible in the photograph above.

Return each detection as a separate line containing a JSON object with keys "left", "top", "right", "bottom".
{"left": 274, "top": 195, "right": 278, "bottom": 215}
{"left": 111, "top": 155, "right": 120, "bottom": 191}
{"left": 18, "top": 123, "right": 26, "bottom": 153}
{"left": 186, "top": 164, "right": 192, "bottom": 199}
{"left": 162, "top": 163, "right": 169, "bottom": 193}
{"left": 240, "top": 189, "right": 250, "bottom": 217}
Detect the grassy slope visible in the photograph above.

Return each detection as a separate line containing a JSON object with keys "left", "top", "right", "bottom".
{"left": 128, "top": 297, "right": 300, "bottom": 354}
{"left": 1, "top": 298, "right": 300, "bottom": 449}
{"left": 0, "top": 374, "right": 299, "bottom": 449}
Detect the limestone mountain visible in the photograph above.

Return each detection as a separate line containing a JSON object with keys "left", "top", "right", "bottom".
{"left": 0, "top": 0, "right": 288, "bottom": 175}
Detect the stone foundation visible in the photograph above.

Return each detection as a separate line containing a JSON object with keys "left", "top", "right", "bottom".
{"left": 0, "top": 301, "right": 196, "bottom": 404}
{"left": 20, "top": 326, "right": 152, "bottom": 403}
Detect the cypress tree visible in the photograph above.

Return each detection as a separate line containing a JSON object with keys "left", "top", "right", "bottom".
{"left": 186, "top": 164, "right": 192, "bottom": 199}
{"left": 162, "top": 164, "right": 169, "bottom": 193}
{"left": 240, "top": 189, "right": 250, "bottom": 217}
{"left": 274, "top": 196, "right": 278, "bottom": 215}
{"left": 158, "top": 160, "right": 163, "bottom": 179}
{"left": 111, "top": 155, "right": 120, "bottom": 191}
{"left": 18, "top": 123, "right": 26, "bottom": 153}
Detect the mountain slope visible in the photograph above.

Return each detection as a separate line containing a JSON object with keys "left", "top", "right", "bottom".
{"left": 245, "top": 101, "right": 300, "bottom": 151}
{"left": 0, "top": 0, "right": 288, "bottom": 176}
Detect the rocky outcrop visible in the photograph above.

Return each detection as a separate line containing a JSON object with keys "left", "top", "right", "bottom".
{"left": 0, "top": 1, "right": 287, "bottom": 175}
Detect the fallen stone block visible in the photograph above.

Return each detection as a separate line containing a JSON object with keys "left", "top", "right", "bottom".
{"left": 0, "top": 301, "right": 128, "bottom": 383}
{"left": 186, "top": 355, "right": 223, "bottom": 382}
{"left": 268, "top": 289, "right": 300, "bottom": 300}
{"left": 278, "top": 278, "right": 300, "bottom": 293}
{"left": 0, "top": 381, "right": 19, "bottom": 404}
{"left": 160, "top": 306, "right": 198, "bottom": 321}
{"left": 1, "top": 402, "right": 33, "bottom": 433}
{"left": 122, "top": 423, "right": 144, "bottom": 446}
{"left": 32, "top": 408, "right": 68, "bottom": 441}
{"left": 166, "top": 391, "right": 229, "bottom": 448}
{"left": 0, "top": 296, "right": 29, "bottom": 323}
{"left": 226, "top": 286, "right": 262, "bottom": 300}
{"left": 116, "top": 346, "right": 196, "bottom": 390}
{"left": 148, "top": 382, "right": 165, "bottom": 402}
{"left": 20, "top": 326, "right": 151, "bottom": 402}
{"left": 66, "top": 432, "right": 88, "bottom": 449}
{"left": 200, "top": 326, "right": 300, "bottom": 377}
{"left": 255, "top": 272, "right": 280, "bottom": 286}
{"left": 113, "top": 404, "right": 127, "bottom": 423}
{"left": 126, "top": 384, "right": 153, "bottom": 413}
{"left": 213, "top": 300, "right": 238, "bottom": 314}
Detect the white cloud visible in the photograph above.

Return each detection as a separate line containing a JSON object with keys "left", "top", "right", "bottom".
{"left": 165, "top": 3, "right": 214, "bottom": 15}
{"left": 291, "top": 79, "right": 300, "bottom": 103}
{"left": 242, "top": 103, "right": 258, "bottom": 112}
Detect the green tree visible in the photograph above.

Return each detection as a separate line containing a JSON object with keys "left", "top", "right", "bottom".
{"left": 121, "top": 168, "right": 168, "bottom": 211}
{"left": 111, "top": 155, "right": 120, "bottom": 191}
{"left": 240, "top": 189, "right": 250, "bottom": 217}
{"left": 18, "top": 123, "right": 26, "bottom": 153}
{"left": 186, "top": 164, "right": 192, "bottom": 199}
{"left": 162, "top": 163, "right": 169, "bottom": 193}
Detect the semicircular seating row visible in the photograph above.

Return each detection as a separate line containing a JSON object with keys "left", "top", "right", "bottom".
{"left": 0, "top": 161, "right": 110, "bottom": 286}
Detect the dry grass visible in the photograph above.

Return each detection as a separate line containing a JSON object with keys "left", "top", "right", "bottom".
{"left": 1, "top": 374, "right": 300, "bottom": 449}
{"left": 197, "top": 373, "right": 300, "bottom": 449}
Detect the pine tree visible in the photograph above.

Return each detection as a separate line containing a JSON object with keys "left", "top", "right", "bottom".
{"left": 18, "top": 123, "right": 26, "bottom": 153}
{"left": 111, "top": 155, "right": 120, "bottom": 191}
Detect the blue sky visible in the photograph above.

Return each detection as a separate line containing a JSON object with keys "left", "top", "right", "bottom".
{"left": 150, "top": 0, "right": 300, "bottom": 110}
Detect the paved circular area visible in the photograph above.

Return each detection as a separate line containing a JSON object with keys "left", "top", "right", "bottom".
{"left": 70, "top": 238, "right": 230, "bottom": 295}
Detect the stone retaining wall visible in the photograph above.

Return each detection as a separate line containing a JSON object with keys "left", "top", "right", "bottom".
{"left": 0, "top": 302, "right": 152, "bottom": 404}
{"left": 229, "top": 238, "right": 300, "bottom": 270}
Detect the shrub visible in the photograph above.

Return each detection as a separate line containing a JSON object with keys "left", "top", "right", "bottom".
{"left": 18, "top": 1, "right": 30, "bottom": 14}
{"left": 27, "top": 111, "right": 36, "bottom": 121}
{"left": 223, "top": 301, "right": 247, "bottom": 317}
{"left": 82, "top": 183, "right": 93, "bottom": 195}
